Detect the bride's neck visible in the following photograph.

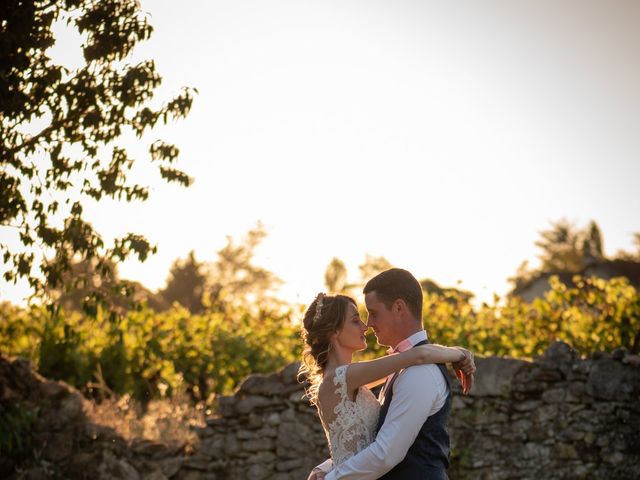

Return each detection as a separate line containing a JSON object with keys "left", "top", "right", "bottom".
{"left": 325, "top": 347, "right": 354, "bottom": 372}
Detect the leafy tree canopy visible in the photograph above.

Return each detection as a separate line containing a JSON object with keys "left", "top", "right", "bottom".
{"left": 49, "top": 256, "right": 168, "bottom": 313}
{"left": 1, "top": 0, "right": 195, "bottom": 312}
{"left": 358, "top": 254, "right": 393, "bottom": 283}
{"left": 324, "top": 257, "right": 347, "bottom": 293}
{"left": 159, "top": 250, "right": 207, "bottom": 314}
{"left": 616, "top": 232, "right": 640, "bottom": 261}
{"left": 321, "top": 254, "right": 394, "bottom": 298}
{"left": 510, "top": 219, "right": 606, "bottom": 290}
{"left": 206, "top": 223, "right": 282, "bottom": 312}
{"left": 158, "top": 224, "right": 283, "bottom": 314}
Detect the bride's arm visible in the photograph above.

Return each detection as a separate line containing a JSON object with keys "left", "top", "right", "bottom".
{"left": 346, "top": 344, "right": 465, "bottom": 393}
{"left": 364, "top": 377, "right": 386, "bottom": 390}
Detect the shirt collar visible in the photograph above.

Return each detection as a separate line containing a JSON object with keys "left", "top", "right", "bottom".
{"left": 387, "top": 330, "right": 428, "bottom": 354}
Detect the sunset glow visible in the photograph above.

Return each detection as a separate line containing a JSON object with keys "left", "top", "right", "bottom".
{"left": 2, "top": 0, "right": 639, "bottom": 307}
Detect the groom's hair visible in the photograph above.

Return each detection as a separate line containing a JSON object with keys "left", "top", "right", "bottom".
{"left": 363, "top": 268, "right": 423, "bottom": 320}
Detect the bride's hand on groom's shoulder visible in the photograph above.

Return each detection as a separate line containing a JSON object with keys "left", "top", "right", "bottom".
{"left": 455, "top": 370, "right": 475, "bottom": 395}
{"left": 452, "top": 348, "right": 475, "bottom": 375}
{"left": 452, "top": 348, "right": 476, "bottom": 395}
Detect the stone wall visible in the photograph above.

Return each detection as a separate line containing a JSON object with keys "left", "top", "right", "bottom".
{"left": 186, "top": 341, "right": 640, "bottom": 479}
{"left": 0, "top": 355, "right": 192, "bottom": 480}
{"left": 184, "top": 362, "right": 328, "bottom": 479}
{"left": 2, "top": 341, "right": 639, "bottom": 479}
{"left": 447, "top": 342, "right": 640, "bottom": 479}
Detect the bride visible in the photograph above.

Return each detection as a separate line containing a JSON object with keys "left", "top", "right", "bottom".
{"left": 299, "top": 292, "right": 474, "bottom": 478}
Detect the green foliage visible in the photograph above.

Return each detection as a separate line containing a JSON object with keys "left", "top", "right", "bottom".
{"left": 425, "top": 276, "right": 640, "bottom": 357}
{"left": 324, "top": 257, "right": 348, "bottom": 293}
{"left": 358, "top": 255, "right": 393, "bottom": 285}
{"left": 0, "top": 302, "right": 300, "bottom": 402}
{"left": 38, "top": 308, "right": 96, "bottom": 387}
{"left": 0, "top": 402, "right": 38, "bottom": 460}
{"left": 420, "top": 278, "right": 474, "bottom": 301}
{"left": 159, "top": 251, "right": 207, "bottom": 314}
{"left": 534, "top": 219, "right": 602, "bottom": 272}
{"left": 616, "top": 232, "right": 640, "bottom": 261}
{"left": 1, "top": 0, "right": 194, "bottom": 311}
{"left": 158, "top": 225, "right": 283, "bottom": 315}
{"left": 0, "top": 302, "right": 42, "bottom": 360}
{"left": 169, "top": 307, "right": 300, "bottom": 397}
{"left": 207, "top": 223, "right": 283, "bottom": 311}
{"left": 511, "top": 219, "right": 608, "bottom": 290}
{"left": 2, "top": 276, "right": 636, "bottom": 406}
{"left": 321, "top": 254, "right": 393, "bottom": 298}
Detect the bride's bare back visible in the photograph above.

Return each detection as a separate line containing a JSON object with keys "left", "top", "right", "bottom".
{"left": 316, "top": 365, "right": 381, "bottom": 465}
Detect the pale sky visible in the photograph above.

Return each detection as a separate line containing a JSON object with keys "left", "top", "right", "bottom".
{"left": 3, "top": 0, "right": 640, "bottom": 307}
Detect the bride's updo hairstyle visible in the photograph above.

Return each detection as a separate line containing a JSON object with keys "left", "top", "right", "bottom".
{"left": 298, "top": 292, "right": 356, "bottom": 405}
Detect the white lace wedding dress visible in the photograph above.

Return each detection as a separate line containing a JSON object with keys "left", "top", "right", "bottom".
{"left": 322, "top": 364, "right": 381, "bottom": 466}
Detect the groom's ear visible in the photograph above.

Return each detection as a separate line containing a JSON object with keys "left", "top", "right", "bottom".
{"left": 394, "top": 298, "right": 409, "bottom": 317}
{"left": 392, "top": 298, "right": 403, "bottom": 313}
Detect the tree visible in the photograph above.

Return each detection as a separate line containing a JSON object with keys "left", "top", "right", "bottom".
{"left": 510, "top": 219, "right": 613, "bottom": 291}
{"left": 616, "top": 232, "right": 640, "bottom": 261}
{"left": 51, "top": 255, "right": 118, "bottom": 311}
{"left": 508, "top": 259, "right": 538, "bottom": 291}
{"left": 321, "top": 254, "right": 393, "bottom": 299}
{"left": 159, "top": 251, "right": 207, "bottom": 314}
{"left": 324, "top": 257, "right": 348, "bottom": 293}
{"left": 45, "top": 254, "right": 167, "bottom": 313}
{"left": 580, "top": 220, "right": 604, "bottom": 263}
{"left": 157, "top": 225, "right": 283, "bottom": 314}
{"left": 534, "top": 219, "right": 584, "bottom": 272}
{"left": 420, "top": 278, "right": 474, "bottom": 302}
{"left": 206, "top": 223, "right": 282, "bottom": 312}
{"left": 532, "top": 219, "right": 606, "bottom": 273}
{"left": 1, "top": 0, "right": 195, "bottom": 312}
{"left": 358, "top": 255, "right": 393, "bottom": 283}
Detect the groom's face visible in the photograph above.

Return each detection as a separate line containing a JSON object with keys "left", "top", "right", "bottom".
{"left": 364, "top": 291, "right": 398, "bottom": 347}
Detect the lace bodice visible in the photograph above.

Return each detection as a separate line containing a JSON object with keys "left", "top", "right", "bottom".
{"left": 323, "top": 365, "right": 381, "bottom": 466}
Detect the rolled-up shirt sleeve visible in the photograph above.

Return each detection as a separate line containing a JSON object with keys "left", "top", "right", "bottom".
{"left": 325, "top": 364, "right": 447, "bottom": 480}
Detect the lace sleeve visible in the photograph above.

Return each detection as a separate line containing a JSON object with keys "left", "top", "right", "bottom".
{"left": 333, "top": 365, "right": 350, "bottom": 401}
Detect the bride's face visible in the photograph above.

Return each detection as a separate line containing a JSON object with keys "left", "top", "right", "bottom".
{"left": 333, "top": 303, "right": 368, "bottom": 352}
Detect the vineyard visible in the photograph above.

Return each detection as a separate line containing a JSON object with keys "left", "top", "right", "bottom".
{"left": 1, "top": 275, "right": 638, "bottom": 404}
{"left": 0, "top": 303, "right": 301, "bottom": 404}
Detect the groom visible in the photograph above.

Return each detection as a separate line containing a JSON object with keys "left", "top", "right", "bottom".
{"left": 313, "top": 268, "right": 475, "bottom": 479}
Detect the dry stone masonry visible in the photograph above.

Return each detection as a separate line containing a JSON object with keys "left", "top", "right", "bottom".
{"left": 188, "top": 341, "right": 640, "bottom": 479}
{"left": 447, "top": 342, "right": 640, "bottom": 479}
{"left": 1, "top": 340, "right": 639, "bottom": 479}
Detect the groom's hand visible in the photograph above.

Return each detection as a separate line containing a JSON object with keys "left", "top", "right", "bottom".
{"left": 308, "top": 467, "right": 327, "bottom": 480}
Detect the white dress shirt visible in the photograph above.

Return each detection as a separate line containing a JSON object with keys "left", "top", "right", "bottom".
{"left": 324, "top": 330, "right": 449, "bottom": 480}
